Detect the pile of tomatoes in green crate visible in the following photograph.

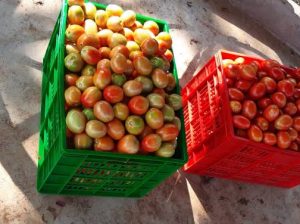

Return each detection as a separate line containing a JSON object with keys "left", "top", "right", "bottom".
{"left": 224, "top": 57, "right": 300, "bottom": 151}
{"left": 64, "top": 0, "right": 182, "bottom": 157}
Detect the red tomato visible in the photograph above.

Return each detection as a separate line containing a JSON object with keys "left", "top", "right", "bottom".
{"left": 293, "top": 117, "right": 300, "bottom": 131}
{"left": 77, "top": 33, "right": 100, "bottom": 49}
{"left": 103, "top": 85, "right": 124, "bottom": 104}
{"left": 156, "top": 124, "right": 179, "bottom": 141}
{"left": 117, "top": 135, "right": 139, "bottom": 154}
{"left": 133, "top": 56, "right": 153, "bottom": 75}
{"left": 93, "top": 101, "right": 114, "bottom": 122}
{"left": 163, "top": 49, "right": 173, "bottom": 62}
{"left": 94, "top": 136, "right": 115, "bottom": 151}
{"left": 230, "top": 100, "right": 242, "bottom": 113}
{"left": 274, "top": 115, "right": 293, "bottom": 131}
{"left": 260, "top": 77, "right": 277, "bottom": 93}
{"left": 263, "top": 104, "right": 280, "bottom": 122}
{"left": 284, "top": 102, "right": 297, "bottom": 115}
{"left": 258, "top": 98, "right": 272, "bottom": 109}
{"left": 81, "top": 86, "right": 101, "bottom": 108}
{"left": 139, "top": 125, "right": 153, "bottom": 140}
{"left": 263, "top": 132, "right": 277, "bottom": 145}
{"left": 107, "top": 119, "right": 125, "bottom": 140}
{"left": 235, "top": 80, "right": 253, "bottom": 92}
{"left": 271, "top": 92, "right": 286, "bottom": 108}
{"left": 261, "top": 59, "right": 280, "bottom": 72}
{"left": 277, "top": 131, "right": 291, "bottom": 149}
{"left": 141, "top": 38, "right": 158, "bottom": 56}
{"left": 288, "top": 128, "right": 298, "bottom": 141}
{"left": 242, "top": 100, "right": 257, "bottom": 119}
{"left": 81, "top": 46, "right": 101, "bottom": 65}
{"left": 65, "top": 86, "right": 81, "bottom": 106}
{"left": 141, "top": 134, "right": 162, "bottom": 152}
{"left": 278, "top": 79, "right": 295, "bottom": 97}
{"left": 233, "top": 115, "right": 250, "bottom": 129}
{"left": 109, "top": 45, "right": 130, "bottom": 58}
{"left": 255, "top": 116, "right": 269, "bottom": 131}
{"left": 65, "top": 74, "right": 79, "bottom": 86}
{"left": 269, "top": 67, "right": 285, "bottom": 81}
{"left": 128, "top": 96, "right": 149, "bottom": 115}
{"left": 228, "top": 88, "right": 244, "bottom": 101}
{"left": 111, "top": 53, "right": 127, "bottom": 74}
{"left": 247, "top": 125, "right": 263, "bottom": 142}
{"left": 239, "top": 64, "right": 257, "bottom": 80}
{"left": 226, "top": 78, "right": 235, "bottom": 87}
{"left": 223, "top": 63, "right": 240, "bottom": 79}
{"left": 249, "top": 82, "right": 266, "bottom": 99}
{"left": 97, "top": 59, "right": 111, "bottom": 70}
{"left": 93, "top": 68, "right": 112, "bottom": 90}
{"left": 257, "top": 71, "right": 268, "bottom": 79}
{"left": 123, "top": 80, "right": 143, "bottom": 97}
{"left": 99, "top": 47, "right": 111, "bottom": 59}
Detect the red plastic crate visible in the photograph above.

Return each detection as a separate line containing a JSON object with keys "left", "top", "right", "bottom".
{"left": 182, "top": 50, "right": 300, "bottom": 188}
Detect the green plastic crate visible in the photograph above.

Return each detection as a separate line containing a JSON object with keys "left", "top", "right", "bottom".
{"left": 37, "top": 0, "right": 187, "bottom": 197}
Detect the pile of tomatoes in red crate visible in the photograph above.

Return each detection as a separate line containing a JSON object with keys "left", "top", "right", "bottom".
{"left": 224, "top": 57, "right": 300, "bottom": 151}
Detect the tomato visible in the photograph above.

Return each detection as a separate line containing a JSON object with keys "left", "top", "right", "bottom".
{"left": 147, "top": 93, "right": 165, "bottom": 109}
{"left": 165, "top": 73, "right": 176, "bottom": 92}
{"left": 274, "top": 114, "right": 293, "bottom": 131}
{"left": 93, "top": 68, "right": 112, "bottom": 90}
{"left": 141, "top": 38, "right": 158, "bottom": 56}
{"left": 120, "top": 10, "right": 136, "bottom": 27}
{"left": 155, "top": 143, "right": 175, "bottom": 158}
{"left": 162, "top": 104, "right": 175, "bottom": 122}
{"left": 260, "top": 77, "right": 277, "bottom": 93}
{"left": 263, "top": 132, "right": 277, "bottom": 146}
{"left": 77, "top": 33, "right": 100, "bottom": 50}
{"left": 84, "top": 19, "right": 97, "bottom": 35}
{"left": 293, "top": 117, "right": 300, "bottom": 131}
{"left": 257, "top": 71, "right": 268, "bottom": 79}
{"left": 277, "top": 131, "right": 291, "bottom": 149}
{"left": 112, "top": 73, "right": 127, "bottom": 86}
{"left": 85, "top": 120, "right": 107, "bottom": 138}
{"left": 97, "top": 59, "right": 111, "bottom": 71}
{"left": 172, "top": 116, "right": 181, "bottom": 131}
{"left": 261, "top": 59, "right": 280, "bottom": 71}
{"left": 83, "top": 2, "right": 96, "bottom": 19}
{"left": 236, "top": 129, "right": 247, "bottom": 138}
{"left": 284, "top": 102, "right": 297, "bottom": 115}
{"left": 74, "top": 133, "right": 93, "bottom": 149}
{"left": 153, "top": 88, "right": 167, "bottom": 99}
{"left": 117, "top": 135, "right": 139, "bottom": 154}
{"left": 81, "top": 46, "right": 101, "bottom": 65}
{"left": 242, "top": 100, "right": 257, "bottom": 119}
{"left": 82, "top": 108, "right": 95, "bottom": 120}
{"left": 133, "top": 28, "right": 154, "bottom": 45}
{"left": 223, "top": 63, "right": 239, "bottom": 79}
{"left": 230, "top": 100, "right": 242, "bottom": 113}
{"left": 126, "top": 41, "right": 140, "bottom": 52}
{"left": 103, "top": 85, "right": 124, "bottom": 104}
{"left": 167, "top": 94, "right": 182, "bottom": 111}
{"left": 135, "top": 76, "right": 153, "bottom": 93}
{"left": 66, "top": 44, "right": 79, "bottom": 54}
{"left": 65, "top": 86, "right": 81, "bottom": 106}
{"left": 106, "top": 16, "right": 123, "bottom": 32}
{"left": 99, "top": 47, "right": 111, "bottom": 59}
{"left": 156, "top": 39, "right": 168, "bottom": 55}
{"left": 228, "top": 88, "right": 244, "bottom": 101}
{"left": 81, "top": 86, "right": 101, "bottom": 108}
{"left": 107, "top": 119, "right": 125, "bottom": 140}
{"left": 163, "top": 49, "right": 173, "bottom": 62}
{"left": 81, "top": 65, "right": 96, "bottom": 76}
{"left": 247, "top": 125, "right": 263, "bottom": 142}
{"left": 263, "top": 104, "right": 280, "bottom": 122}
{"left": 249, "top": 82, "right": 266, "bottom": 99}
{"left": 235, "top": 80, "right": 253, "bottom": 92}
{"left": 294, "top": 89, "right": 300, "bottom": 99}
{"left": 288, "top": 128, "right": 298, "bottom": 141}
{"left": 239, "top": 64, "right": 257, "bottom": 80}
{"left": 65, "top": 24, "right": 85, "bottom": 42}
{"left": 76, "top": 76, "right": 93, "bottom": 91}
{"left": 124, "top": 59, "right": 134, "bottom": 76}
{"left": 108, "top": 33, "right": 127, "bottom": 49}
{"left": 123, "top": 80, "right": 143, "bottom": 97}
{"left": 233, "top": 115, "right": 250, "bottom": 129}
{"left": 110, "top": 45, "right": 130, "bottom": 59}
{"left": 133, "top": 56, "right": 153, "bottom": 76}
{"left": 93, "top": 101, "right": 114, "bottom": 122}
{"left": 125, "top": 115, "right": 145, "bottom": 135}
{"left": 288, "top": 78, "right": 297, "bottom": 86}
{"left": 271, "top": 92, "right": 286, "bottom": 108}
{"left": 97, "top": 29, "right": 113, "bottom": 47}
{"left": 113, "top": 103, "right": 129, "bottom": 121}
{"left": 255, "top": 116, "right": 269, "bottom": 131}
{"left": 94, "top": 136, "right": 115, "bottom": 151}
{"left": 156, "top": 124, "right": 179, "bottom": 141}
{"left": 128, "top": 96, "right": 149, "bottom": 115}
{"left": 106, "top": 4, "right": 123, "bottom": 16}
{"left": 143, "top": 20, "right": 159, "bottom": 35}
{"left": 257, "top": 98, "right": 272, "bottom": 109}
{"left": 151, "top": 68, "right": 168, "bottom": 88}
{"left": 297, "top": 99, "right": 300, "bottom": 112}
{"left": 129, "top": 51, "right": 144, "bottom": 61}
{"left": 66, "top": 109, "right": 86, "bottom": 134}
{"left": 64, "top": 53, "right": 84, "bottom": 72}
{"left": 110, "top": 53, "right": 127, "bottom": 74}
{"left": 150, "top": 57, "right": 164, "bottom": 69}
{"left": 68, "top": 5, "right": 84, "bottom": 25}
{"left": 269, "top": 67, "right": 285, "bottom": 81}
{"left": 290, "top": 142, "right": 299, "bottom": 151}
{"left": 68, "top": 0, "right": 84, "bottom": 6}
{"left": 156, "top": 32, "right": 172, "bottom": 49}
{"left": 95, "top": 10, "right": 108, "bottom": 28}
{"left": 145, "top": 108, "right": 164, "bottom": 129}
{"left": 121, "top": 28, "right": 134, "bottom": 41}
{"left": 278, "top": 79, "right": 295, "bottom": 97}
{"left": 141, "top": 134, "right": 162, "bottom": 152}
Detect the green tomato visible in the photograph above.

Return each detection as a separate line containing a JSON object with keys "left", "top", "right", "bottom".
{"left": 66, "top": 109, "right": 86, "bottom": 134}
{"left": 82, "top": 108, "right": 96, "bottom": 120}
{"left": 81, "top": 64, "right": 96, "bottom": 76}
{"left": 112, "top": 73, "right": 127, "bottom": 86}
{"left": 64, "top": 53, "right": 84, "bottom": 72}
{"left": 162, "top": 104, "right": 175, "bottom": 122}
{"left": 167, "top": 94, "right": 182, "bottom": 111}
{"left": 147, "top": 93, "right": 165, "bottom": 109}
{"left": 125, "top": 115, "right": 145, "bottom": 135}
{"left": 155, "top": 143, "right": 175, "bottom": 158}
{"left": 135, "top": 76, "right": 153, "bottom": 93}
